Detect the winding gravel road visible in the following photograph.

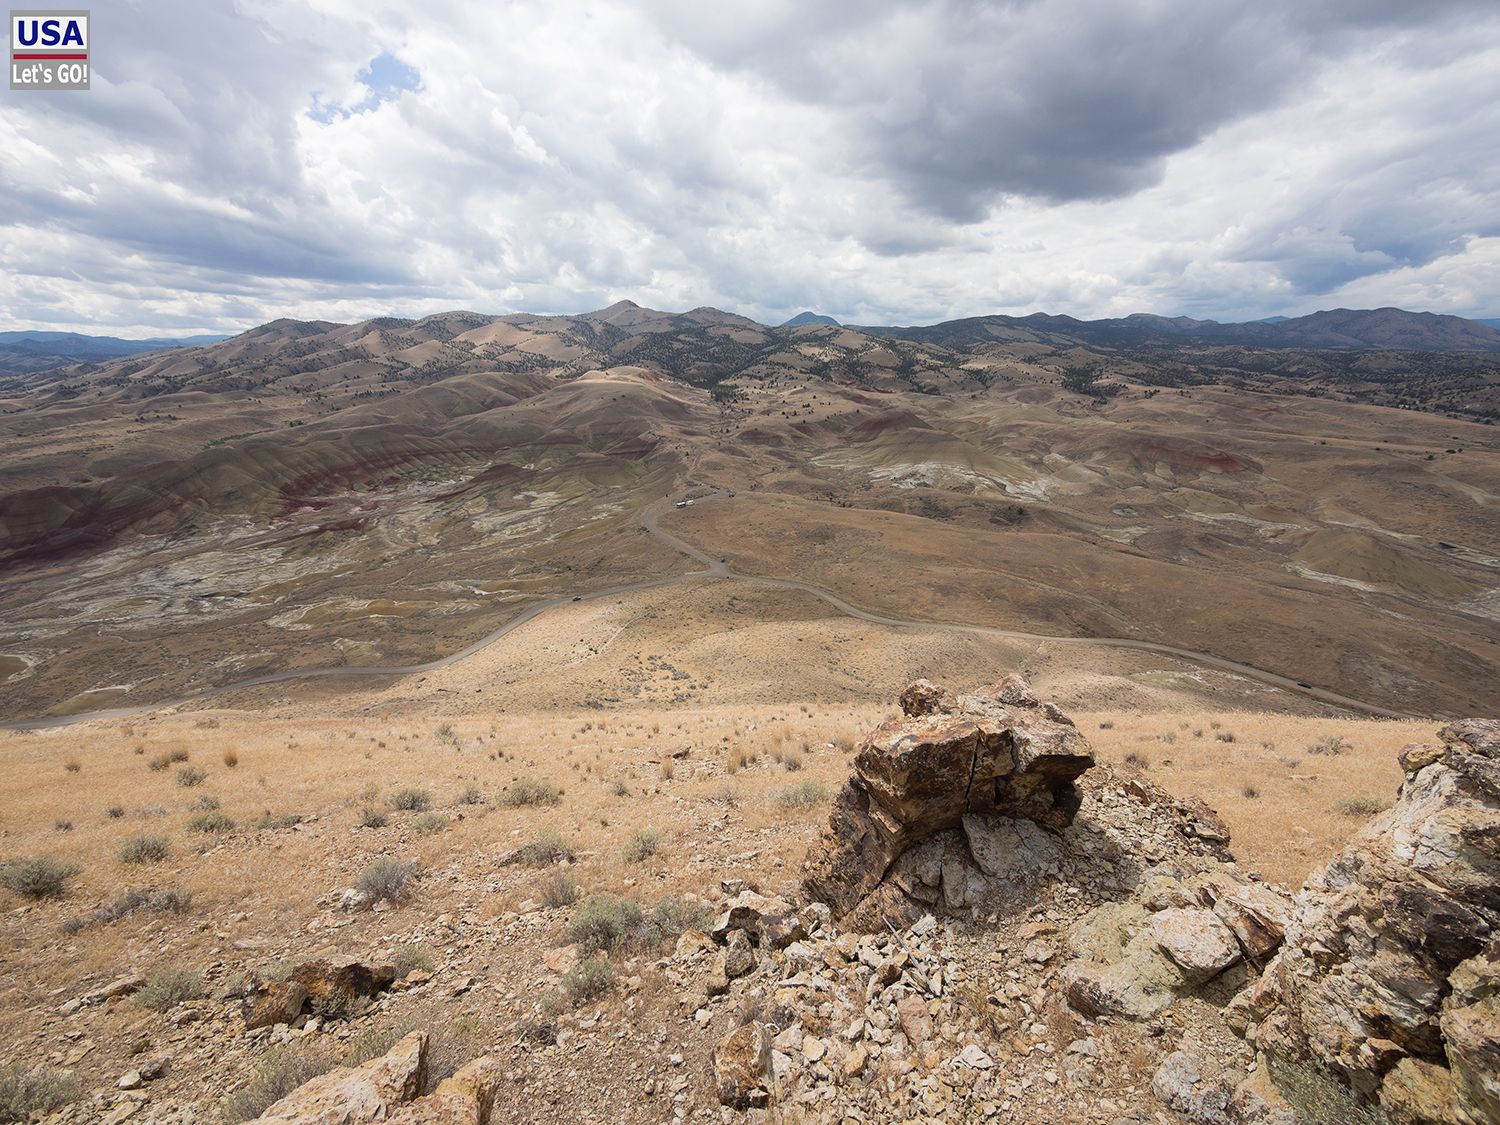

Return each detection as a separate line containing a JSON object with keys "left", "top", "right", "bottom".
{"left": 0, "top": 489, "right": 1411, "bottom": 729}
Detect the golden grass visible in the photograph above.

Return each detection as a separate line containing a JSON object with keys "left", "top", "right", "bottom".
{"left": 0, "top": 701, "right": 1437, "bottom": 1034}
{"left": 1077, "top": 709, "right": 1435, "bottom": 886}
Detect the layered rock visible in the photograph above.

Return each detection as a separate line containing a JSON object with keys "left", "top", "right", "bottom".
{"left": 1242, "top": 720, "right": 1500, "bottom": 1124}
{"left": 801, "top": 675, "right": 1094, "bottom": 924}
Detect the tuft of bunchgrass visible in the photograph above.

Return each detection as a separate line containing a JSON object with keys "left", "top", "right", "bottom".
{"left": 0, "top": 1063, "right": 80, "bottom": 1121}
{"left": 411, "top": 812, "right": 449, "bottom": 835}
{"left": 1308, "top": 735, "right": 1350, "bottom": 756}
{"left": 221, "top": 1043, "right": 336, "bottom": 1122}
{"left": 500, "top": 777, "right": 562, "bottom": 807}
{"left": 518, "top": 831, "right": 573, "bottom": 867}
{"left": 135, "top": 967, "right": 204, "bottom": 1012}
{"left": 1334, "top": 795, "right": 1389, "bottom": 818}
{"left": 538, "top": 868, "right": 579, "bottom": 909}
{"left": 562, "top": 958, "right": 613, "bottom": 1004}
{"left": 175, "top": 765, "right": 206, "bottom": 788}
{"left": 622, "top": 829, "right": 662, "bottom": 862}
{"left": 650, "top": 895, "right": 713, "bottom": 941}
{"left": 393, "top": 944, "right": 433, "bottom": 979}
{"left": 775, "top": 780, "right": 831, "bottom": 809}
{"left": 63, "top": 887, "right": 191, "bottom": 934}
{"left": 388, "top": 788, "right": 431, "bottom": 812}
{"left": 188, "top": 810, "right": 234, "bottom": 834}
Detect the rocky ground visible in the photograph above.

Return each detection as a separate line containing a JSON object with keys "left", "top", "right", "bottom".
{"left": 0, "top": 678, "right": 1491, "bottom": 1124}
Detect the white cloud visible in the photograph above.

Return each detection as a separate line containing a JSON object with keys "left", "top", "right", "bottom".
{"left": 1, "top": 0, "right": 1497, "bottom": 335}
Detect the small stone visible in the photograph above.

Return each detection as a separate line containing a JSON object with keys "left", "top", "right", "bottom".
{"left": 117, "top": 1071, "right": 143, "bottom": 1090}
{"left": 958, "top": 1045, "right": 994, "bottom": 1070}
{"left": 724, "top": 930, "right": 756, "bottom": 979}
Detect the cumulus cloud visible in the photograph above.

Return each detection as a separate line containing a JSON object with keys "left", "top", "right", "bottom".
{"left": 0, "top": 0, "right": 1497, "bottom": 333}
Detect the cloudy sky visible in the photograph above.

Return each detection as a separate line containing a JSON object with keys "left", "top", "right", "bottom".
{"left": 4, "top": 0, "right": 1499, "bottom": 335}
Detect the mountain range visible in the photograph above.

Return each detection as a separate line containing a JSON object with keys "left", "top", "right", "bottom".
{"left": 0, "top": 329, "right": 229, "bottom": 377}
{"left": 1, "top": 296, "right": 1497, "bottom": 724}
{"left": 2, "top": 306, "right": 1498, "bottom": 383}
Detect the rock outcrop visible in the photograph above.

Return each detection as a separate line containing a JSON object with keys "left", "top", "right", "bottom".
{"left": 1061, "top": 862, "right": 1293, "bottom": 1020}
{"left": 252, "top": 1030, "right": 503, "bottom": 1123}
{"left": 242, "top": 955, "right": 396, "bottom": 1029}
{"left": 1240, "top": 720, "right": 1500, "bottom": 1125}
{"left": 801, "top": 675, "right": 1094, "bottom": 925}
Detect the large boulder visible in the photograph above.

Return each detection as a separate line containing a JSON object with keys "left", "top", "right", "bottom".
{"left": 801, "top": 674, "right": 1094, "bottom": 923}
{"left": 1242, "top": 720, "right": 1500, "bottom": 1124}
{"left": 252, "top": 1032, "right": 504, "bottom": 1124}
{"left": 254, "top": 1030, "right": 428, "bottom": 1123}
{"left": 243, "top": 954, "right": 396, "bottom": 1028}
{"left": 713, "top": 1022, "right": 773, "bottom": 1108}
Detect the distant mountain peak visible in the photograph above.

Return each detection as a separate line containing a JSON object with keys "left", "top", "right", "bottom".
{"left": 781, "top": 311, "right": 839, "bottom": 328}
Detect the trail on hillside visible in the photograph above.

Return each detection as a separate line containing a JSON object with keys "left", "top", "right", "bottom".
{"left": 0, "top": 490, "right": 1411, "bottom": 729}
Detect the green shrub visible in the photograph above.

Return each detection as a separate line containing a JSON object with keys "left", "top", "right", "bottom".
{"left": 388, "top": 788, "right": 431, "bottom": 812}
{"left": 518, "top": 831, "right": 573, "bottom": 867}
{"left": 651, "top": 894, "right": 713, "bottom": 940}
{"left": 191, "top": 794, "right": 221, "bottom": 810}
{"left": 252, "top": 811, "right": 302, "bottom": 830}
{"left": 565, "top": 894, "right": 643, "bottom": 953}
{"left": 135, "top": 967, "right": 204, "bottom": 1011}
{"left": 411, "top": 812, "right": 449, "bottom": 835}
{"left": 175, "top": 765, "right": 206, "bottom": 788}
{"left": 775, "top": 780, "right": 831, "bottom": 809}
{"left": 563, "top": 958, "right": 613, "bottom": 1004}
{"left": 119, "top": 834, "right": 170, "bottom": 865}
{"left": 457, "top": 784, "right": 484, "bottom": 806}
{"left": 0, "top": 1063, "right": 79, "bottom": 1121}
{"left": 358, "top": 807, "right": 388, "bottom": 829}
{"left": 221, "top": 1044, "right": 335, "bottom": 1122}
{"left": 187, "top": 810, "right": 234, "bottom": 834}
{"left": 622, "top": 829, "right": 662, "bottom": 862}
{"left": 0, "top": 855, "right": 81, "bottom": 900}
{"left": 356, "top": 857, "right": 419, "bottom": 904}
{"left": 64, "top": 886, "right": 193, "bottom": 934}
{"left": 500, "top": 777, "right": 561, "bottom": 807}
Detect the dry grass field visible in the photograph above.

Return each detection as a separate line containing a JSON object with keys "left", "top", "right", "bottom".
{"left": 0, "top": 676, "right": 1449, "bottom": 1121}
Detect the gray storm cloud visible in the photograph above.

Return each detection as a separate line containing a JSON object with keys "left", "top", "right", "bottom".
{"left": 1, "top": 0, "right": 1497, "bottom": 333}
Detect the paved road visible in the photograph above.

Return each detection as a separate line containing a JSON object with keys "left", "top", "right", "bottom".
{"left": 0, "top": 489, "right": 1413, "bottom": 729}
